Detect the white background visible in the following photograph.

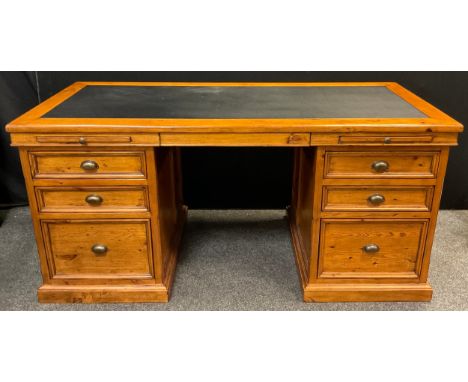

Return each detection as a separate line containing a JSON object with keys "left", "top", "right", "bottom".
{"left": 1, "top": 1, "right": 467, "bottom": 381}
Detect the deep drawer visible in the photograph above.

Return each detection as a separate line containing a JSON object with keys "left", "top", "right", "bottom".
{"left": 42, "top": 220, "right": 153, "bottom": 279}
{"left": 318, "top": 219, "right": 428, "bottom": 279}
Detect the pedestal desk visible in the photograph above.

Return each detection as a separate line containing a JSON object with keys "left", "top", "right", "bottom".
{"left": 6, "top": 82, "right": 463, "bottom": 303}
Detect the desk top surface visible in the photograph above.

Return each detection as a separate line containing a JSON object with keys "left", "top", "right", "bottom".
{"left": 43, "top": 85, "right": 426, "bottom": 119}
{"left": 7, "top": 82, "right": 462, "bottom": 133}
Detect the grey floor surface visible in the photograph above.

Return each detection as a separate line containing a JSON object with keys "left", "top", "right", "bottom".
{"left": 0, "top": 207, "right": 467, "bottom": 310}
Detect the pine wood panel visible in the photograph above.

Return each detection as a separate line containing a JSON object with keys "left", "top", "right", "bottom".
{"left": 289, "top": 147, "right": 326, "bottom": 289}
{"left": 418, "top": 147, "right": 451, "bottom": 282}
{"left": 36, "top": 187, "right": 148, "bottom": 213}
{"left": 144, "top": 147, "right": 186, "bottom": 292}
{"left": 29, "top": 151, "right": 147, "bottom": 179}
{"left": 318, "top": 220, "right": 428, "bottom": 279}
{"left": 322, "top": 186, "right": 433, "bottom": 212}
{"left": 42, "top": 220, "right": 153, "bottom": 279}
{"left": 293, "top": 148, "right": 316, "bottom": 271}
{"left": 324, "top": 150, "right": 439, "bottom": 178}
{"left": 154, "top": 148, "right": 186, "bottom": 285}
{"left": 18, "top": 148, "right": 53, "bottom": 285}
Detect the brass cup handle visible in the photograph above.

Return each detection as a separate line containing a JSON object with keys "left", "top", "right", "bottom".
{"left": 368, "top": 194, "right": 385, "bottom": 205}
{"left": 85, "top": 194, "right": 103, "bottom": 205}
{"left": 371, "top": 160, "right": 389, "bottom": 173}
{"left": 362, "top": 244, "right": 380, "bottom": 254}
{"left": 80, "top": 160, "right": 99, "bottom": 171}
{"left": 91, "top": 244, "right": 108, "bottom": 255}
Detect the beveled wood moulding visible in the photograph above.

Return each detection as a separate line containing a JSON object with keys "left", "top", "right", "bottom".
{"left": 5, "top": 81, "right": 463, "bottom": 303}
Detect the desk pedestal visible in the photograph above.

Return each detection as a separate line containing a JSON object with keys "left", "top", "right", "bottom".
{"left": 20, "top": 147, "right": 186, "bottom": 303}
{"left": 289, "top": 146, "right": 448, "bottom": 302}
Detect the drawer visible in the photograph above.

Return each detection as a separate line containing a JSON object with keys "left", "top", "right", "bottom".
{"left": 318, "top": 220, "right": 428, "bottom": 279}
{"left": 36, "top": 187, "right": 149, "bottom": 213}
{"left": 29, "top": 151, "right": 147, "bottom": 179}
{"left": 324, "top": 151, "right": 439, "bottom": 178}
{"left": 42, "top": 220, "right": 153, "bottom": 278}
{"left": 322, "top": 186, "right": 433, "bottom": 212}
{"left": 160, "top": 133, "right": 310, "bottom": 146}
{"left": 11, "top": 133, "right": 160, "bottom": 146}
{"left": 338, "top": 135, "right": 434, "bottom": 145}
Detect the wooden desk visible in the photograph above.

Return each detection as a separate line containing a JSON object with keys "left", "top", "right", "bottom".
{"left": 6, "top": 82, "right": 463, "bottom": 303}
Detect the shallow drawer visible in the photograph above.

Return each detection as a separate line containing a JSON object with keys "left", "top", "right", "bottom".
{"left": 324, "top": 151, "right": 439, "bottom": 178}
{"left": 318, "top": 220, "right": 427, "bottom": 279}
{"left": 160, "top": 133, "right": 310, "bottom": 146}
{"left": 42, "top": 220, "right": 153, "bottom": 278}
{"left": 322, "top": 186, "right": 433, "bottom": 212}
{"left": 29, "top": 151, "right": 146, "bottom": 179}
{"left": 36, "top": 187, "right": 149, "bottom": 213}
{"left": 11, "top": 133, "right": 160, "bottom": 146}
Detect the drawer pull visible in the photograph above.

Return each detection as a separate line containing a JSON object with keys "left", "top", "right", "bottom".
{"left": 362, "top": 244, "right": 380, "bottom": 254}
{"left": 79, "top": 137, "right": 87, "bottom": 145}
{"left": 80, "top": 160, "right": 99, "bottom": 171}
{"left": 91, "top": 244, "right": 108, "bottom": 255}
{"left": 367, "top": 194, "right": 385, "bottom": 205}
{"left": 371, "top": 160, "right": 389, "bottom": 173}
{"left": 85, "top": 194, "right": 103, "bottom": 205}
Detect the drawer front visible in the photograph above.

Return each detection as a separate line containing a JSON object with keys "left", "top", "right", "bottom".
{"left": 324, "top": 151, "right": 439, "bottom": 178}
{"left": 36, "top": 187, "right": 149, "bottom": 213}
{"left": 29, "top": 151, "right": 146, "bottom": 179}
{"left": 318, "top": 220, "right": 427, "bottom": 279}
{"left": 160, "top": 133, "right": 310, "bottom": 146}
{"left": 11, "top": 134, "right": 160, "bottom": 146}
{"left": 338, "top": 135, "right": 434, "bottom": 144}
{"left": 42, "top": 220, "right": 153, "bottom": 278}
{"left": 322, "top": 186, "right": 433, "bottom": 212}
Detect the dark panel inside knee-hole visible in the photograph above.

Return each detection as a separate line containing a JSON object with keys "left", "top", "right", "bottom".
{"left": 181, "top": 148, "right": 294, "bottom": 209}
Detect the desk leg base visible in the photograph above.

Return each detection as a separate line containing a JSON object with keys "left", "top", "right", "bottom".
{"left": 37, "top": 285, "right": 171, "bottom": 303}
{"left": 303, "top": 284, "right": 433, "bottom": 303}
